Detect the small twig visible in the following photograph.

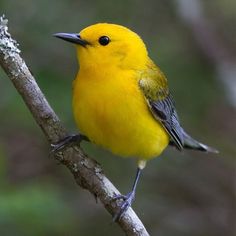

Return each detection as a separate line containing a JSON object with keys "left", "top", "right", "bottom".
{"left": 0, "top": 15, "right": 149, "bottom": 236}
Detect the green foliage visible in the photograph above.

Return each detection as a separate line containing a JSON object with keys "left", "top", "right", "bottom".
{"left": 0, "top": 185, "right": 77, "bottom": 236}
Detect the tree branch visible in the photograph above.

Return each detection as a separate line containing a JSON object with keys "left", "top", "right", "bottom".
{"left": 0, "top": 16, "right": 149, "bottom": 236}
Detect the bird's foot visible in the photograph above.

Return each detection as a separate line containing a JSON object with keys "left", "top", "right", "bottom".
{"left": 113, "top": 191, "right": 135, "bottom": 222}
{"left": 50, "top": 134, "right": 88, "bottom": 154}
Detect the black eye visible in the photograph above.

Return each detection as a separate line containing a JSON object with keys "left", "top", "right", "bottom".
{"left": 98, "top": 36, "right": 110, "bottom": 46}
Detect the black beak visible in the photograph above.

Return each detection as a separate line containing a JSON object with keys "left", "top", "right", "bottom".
{"left": 53, "top": 33, "right": 89, "bottom": 47}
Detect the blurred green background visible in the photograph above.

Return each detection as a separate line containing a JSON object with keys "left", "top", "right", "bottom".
{"left": 0, "top": 0, "right": 235, "bottom": 235}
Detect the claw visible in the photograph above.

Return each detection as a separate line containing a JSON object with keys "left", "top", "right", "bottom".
{"left": 113, "top": 193, "right": 127, "bottom": 201}
{"left": 112, "top": 167, "right": 142, "bottom": 222}
{"left": 113, "top": 191, "right": 135, "bottom": 222}
{"left": 50, "top": 134, "right": 89, "bottom": 154}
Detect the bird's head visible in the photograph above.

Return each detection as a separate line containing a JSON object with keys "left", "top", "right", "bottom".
{"left": 54, "top": 23, "right": 148, "bottom": 71}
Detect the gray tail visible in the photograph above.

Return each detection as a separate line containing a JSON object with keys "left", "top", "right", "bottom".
{"left": 181, "top": 130, "right": 219, "bottom": 153}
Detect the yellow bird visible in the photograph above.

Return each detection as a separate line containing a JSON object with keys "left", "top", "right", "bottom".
{"left": 53, "top": 23, "right": 218, "bottom": 220}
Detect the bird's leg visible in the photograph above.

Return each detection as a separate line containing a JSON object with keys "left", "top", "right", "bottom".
{"left": 113, "top": 167, "right": 142, "bottom": 222}
{"left": 50, "top": 133, "right": 89, "bottom": 153}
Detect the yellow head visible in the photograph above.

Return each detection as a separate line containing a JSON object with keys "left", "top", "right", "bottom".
{"left": 54, "top": 23, "right": 148, "bottom": 71}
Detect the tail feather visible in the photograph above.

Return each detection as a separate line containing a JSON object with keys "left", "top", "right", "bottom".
{"left": 181, "top": 130, "right": 219, "bottom": 153}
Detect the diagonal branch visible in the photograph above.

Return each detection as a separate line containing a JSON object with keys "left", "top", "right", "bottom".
{"left": 0, "top": 16, "right": 149, "bottom": 236}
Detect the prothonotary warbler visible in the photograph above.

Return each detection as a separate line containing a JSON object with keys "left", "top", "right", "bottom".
{"left": 53, "top": 23, "right": 218, "bottom": 221}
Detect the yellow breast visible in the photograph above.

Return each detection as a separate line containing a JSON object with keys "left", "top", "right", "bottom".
{"left": 72, "top": 68, "right": 169, "bottom": 160}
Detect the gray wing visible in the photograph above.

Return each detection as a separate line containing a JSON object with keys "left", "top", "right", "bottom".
{"left": 139, "top": 60, "right": 218, "bottom": 153}
{"left": 149, "top": 94, "right": 219, "bottom": 153}
{"left": 149, "top": 94, "right": 184, "bottom": 150}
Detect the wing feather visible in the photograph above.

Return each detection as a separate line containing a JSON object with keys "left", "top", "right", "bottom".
{"left": 139, "top": 60, "right": 184, "bottom": 150}
{"left": 150, "top": 95, "right": 184, "bottom": 150}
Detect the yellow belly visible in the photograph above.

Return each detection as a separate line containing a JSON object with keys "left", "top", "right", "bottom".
{"left": 72, "top": 70, "right": 169, "bottom": 160}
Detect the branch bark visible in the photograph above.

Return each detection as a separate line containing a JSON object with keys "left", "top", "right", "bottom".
{"left": 0, "top": 16, "right": 149, "bottom": 236}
